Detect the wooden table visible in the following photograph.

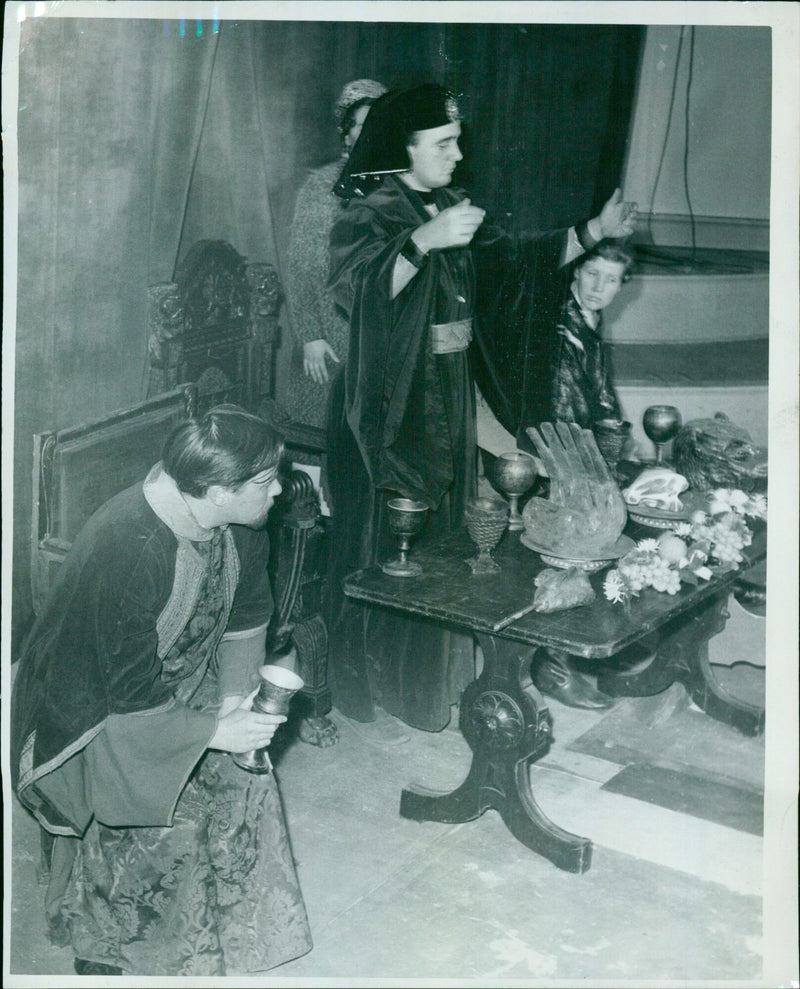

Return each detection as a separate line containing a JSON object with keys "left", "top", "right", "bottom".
{"left": 343, "top": 521, "right": 766, "bottom": 874}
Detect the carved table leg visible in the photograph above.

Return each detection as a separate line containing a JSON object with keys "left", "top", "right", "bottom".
{"left": 400, "top": 632, "right": 592, "bottom": 873}
{"left": 597, "top": 591, "right": 765, "bottom": 737}
{"left": 294, "top": 616, "right": 338, "bottom": 748}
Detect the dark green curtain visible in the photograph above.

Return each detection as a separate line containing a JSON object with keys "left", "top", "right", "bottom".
{"left": 10, "top": 15, "right": 641, "bottom": 650}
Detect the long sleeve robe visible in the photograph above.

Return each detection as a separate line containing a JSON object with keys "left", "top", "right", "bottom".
{"left": 11, "top": 465, "right": 311, "bottom": 975}
{"left": 325, "top": 175, "right": 571, "bottom": 729}
{"left": 284, "top": 158, "right": 351, "bottom": 427}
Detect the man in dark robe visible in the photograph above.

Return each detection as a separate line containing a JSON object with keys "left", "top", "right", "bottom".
{"left": 325, "top": 85, "right": 637, "bottom": 728}
{"left": 11, "top": 406, "right": 312, "bottom": 976}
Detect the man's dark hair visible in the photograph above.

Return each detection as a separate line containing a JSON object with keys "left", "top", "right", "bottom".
{"left": 162, "top": 404, "right": 283, "bottom": 497}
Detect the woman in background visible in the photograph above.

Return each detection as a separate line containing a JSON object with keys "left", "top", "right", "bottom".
{"left": 530, "top": 242, "right": 636, "bottom": 710}
{"left": 284, "top": 78, "right": 387, "bottom": 428}
{"left": 551, "top": 241, "right": 634, "bottom": 427}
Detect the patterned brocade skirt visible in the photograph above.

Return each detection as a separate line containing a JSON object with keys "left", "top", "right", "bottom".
{"left": 59, "top": 749, "right": 312, "bottom": 976}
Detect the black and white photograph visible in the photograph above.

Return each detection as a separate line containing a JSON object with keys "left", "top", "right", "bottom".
{"left": 2, "top": 1, "right": 798, "bottom": 984}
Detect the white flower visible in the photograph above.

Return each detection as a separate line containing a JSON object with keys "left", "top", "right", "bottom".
{"left": 636, "top": 538, "right": 659, "bottom": 553}
{"left": 746, "top": 493, "right": 767, "bottom": 519}
{"left": 603, "top": 569, "right": 626, "bottom": 604}
{"left": 674, "top": 523, "right": 693, "bottom": 538}
{"left": 708, "top": 488, "right": 749, "bottom": 515}
{"left": 728, "top": 489, "right": 750, "bottom": 512}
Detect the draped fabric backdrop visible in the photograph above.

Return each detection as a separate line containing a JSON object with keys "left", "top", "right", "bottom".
{"left": 10, "top": 15, "right": 642, "bottom": 649}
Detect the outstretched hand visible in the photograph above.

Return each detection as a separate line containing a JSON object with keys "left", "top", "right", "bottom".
{"left": 303, "top": 339, "right": 340, "bottom": 384}
{"left": 597, "top": 188, "right": 638, "bottom": 239}
{"left": 414, "top": 198, "right": 486, "bottom": 252}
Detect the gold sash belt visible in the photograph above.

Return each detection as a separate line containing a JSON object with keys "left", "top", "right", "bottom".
{"left": 430, "top": 318, "right": 473, "bottom": 354}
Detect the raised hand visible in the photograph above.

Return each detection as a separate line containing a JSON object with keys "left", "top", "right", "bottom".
{"left": 523, "top": 421, "right": 628, "bottom": 557}
{"left": 413, "top": 198, "right": 486, "bottom": 252}
{"left": 597, "top": 188, "right": 638, "bottom": 239}
{"left": 303, "top": 339, "right": 340, "bottom": 384}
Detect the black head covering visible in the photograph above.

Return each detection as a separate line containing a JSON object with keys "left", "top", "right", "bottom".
{"left": 334, "top": 83, "right": 462, "bottom": 200}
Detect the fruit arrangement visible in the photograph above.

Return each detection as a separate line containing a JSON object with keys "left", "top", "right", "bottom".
{"left": 603, "top": 488, "right": 766, "bottom": 606}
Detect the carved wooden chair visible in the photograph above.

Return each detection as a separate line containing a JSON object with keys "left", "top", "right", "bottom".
{"left": 31, "top": 385, "right": 198, "bottom": 613}
{"left": 258, "top": 400, "right": 335, "bottom": 746}
{"left": 146, "top": 240, "right": 281, "bottom": 413}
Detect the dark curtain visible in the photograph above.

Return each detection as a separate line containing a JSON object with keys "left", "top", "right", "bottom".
{"left": 243, "top": 21, "right": 643, "bottom": 238}
{"left": 10, "top": 14, "right": 641, "bottom": 650}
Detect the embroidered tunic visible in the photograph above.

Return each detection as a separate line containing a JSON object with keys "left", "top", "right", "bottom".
{"left": 11, "top": 464, "right": 312, "bottom": 975}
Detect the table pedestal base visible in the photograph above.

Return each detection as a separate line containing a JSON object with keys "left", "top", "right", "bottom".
{"left": 400, "top": 633, "right": 592, "bottom": 873}
{"left": 597, "top": 592, "right": 764, "bottom": 737}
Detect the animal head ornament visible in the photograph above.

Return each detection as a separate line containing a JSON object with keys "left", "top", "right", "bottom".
{"left": 672, "top": 413, "right": 768, "bottom": 491}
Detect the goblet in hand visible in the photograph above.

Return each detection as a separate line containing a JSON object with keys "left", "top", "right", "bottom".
{"left": 491, "top": 451, "right": 538, "bottom": 530}
{"left": 382, "top": 498, "right": 429, "bottom": 577}
{"left": 233, "top": 661, "right": 304, "bottom": 774}
{"left": 643, "top": 405, "right": 682, "bottom": 465}
{"left": 465, "top": 496, "right": 508, "bottom": 574}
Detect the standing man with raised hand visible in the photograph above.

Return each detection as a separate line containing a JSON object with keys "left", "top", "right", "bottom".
{"left": 325, "top": 84, "right": 637, "bottom": 733}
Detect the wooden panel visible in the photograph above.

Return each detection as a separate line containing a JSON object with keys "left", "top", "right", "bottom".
{"left": 32, "top": 384, "right": 197, "bottom": 612}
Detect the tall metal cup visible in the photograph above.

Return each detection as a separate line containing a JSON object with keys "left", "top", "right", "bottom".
{"left": 231, "top": 661, "right": 304, "bottom": 774}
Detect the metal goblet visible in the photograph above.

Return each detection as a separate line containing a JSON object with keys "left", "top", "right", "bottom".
{"left": 643, "top": 405, "right": 682, "bottom": 465}
{"left": 465, "top": 496, "right": 508, "bottom": 575}
{"left": 491, "top": 451, "right": 539, "bottom": 530}
{"left": 232, "top": 660, "right": 304, "bottom": 774}
{"left": 382, "top": 497, "right": 429, "bottom": 577}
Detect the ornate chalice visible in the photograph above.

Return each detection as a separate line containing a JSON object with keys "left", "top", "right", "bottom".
{"left": 232, "top": 661, "right": 304, "bottom": 774}
{"left": 643, "top": 405, "right": 682, "bottom": 465}
{"left": 382, "top": 498, "right": 429, "bottom": 577}
{"left": 491, "top": 451, "right": 539, "bottom": 530}
{"left": 465, "top": 496, "right": 508, "bottom": 574}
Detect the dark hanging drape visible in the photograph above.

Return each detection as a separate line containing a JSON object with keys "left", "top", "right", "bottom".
{"left": 10, "top": 14, "right": 641, "bottom": 650}
{"left": 244, "top": 21, "right": 643, "bottom": 236}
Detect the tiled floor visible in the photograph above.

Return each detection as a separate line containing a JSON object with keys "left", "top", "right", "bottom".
{"left": 5, "top": 598, "right": 789, "bottom": 984}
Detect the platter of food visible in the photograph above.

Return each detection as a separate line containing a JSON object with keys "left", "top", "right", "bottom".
{"left": 622, "top": 467, "right": 706, "bottom": 528}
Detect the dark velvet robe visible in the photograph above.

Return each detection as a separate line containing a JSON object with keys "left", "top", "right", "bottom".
{"left": 326, "top": 175, "right": 569, "bottom": 729}
{"left": 11, "top": 468, "right": 312, "bottom": 975}
{"left": 11, "top": 474, "right": 272, "bottom": 832}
